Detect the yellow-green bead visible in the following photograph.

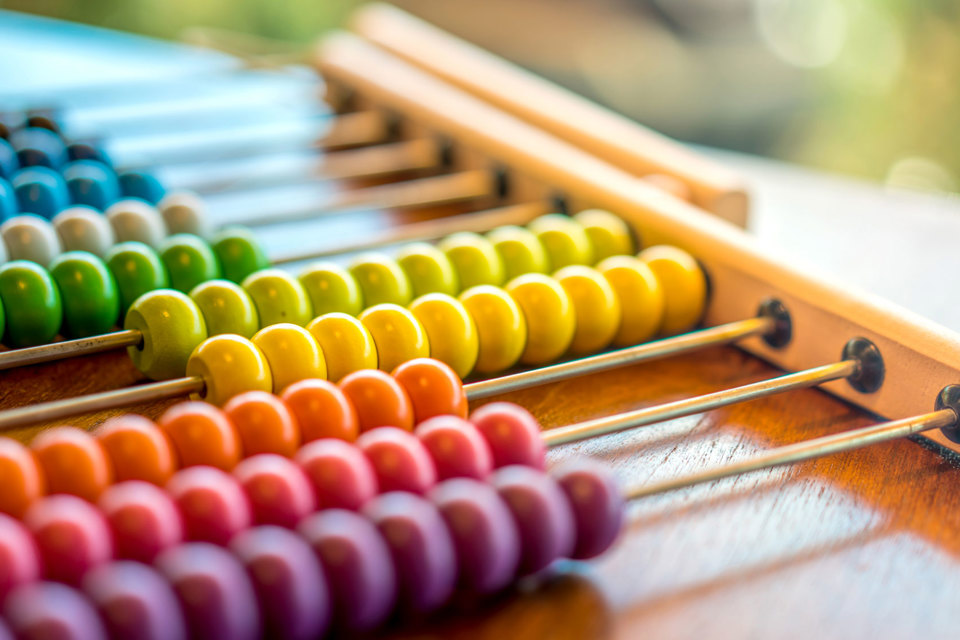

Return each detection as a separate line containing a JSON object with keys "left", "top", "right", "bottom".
{"left": 189, "top": 279, "right": 259, "bottom": 338}
{"left": 529, "top": 213, "right": 594, "bottom": 270}
{"left": 505, "top": 273, "right": 575, "bottom": 365}
{"left": 359, "top": 303, "right": 430, "bottom": 374}
{"left": 395, "top": 243, "right": 458, "bottom": 297}
{"left": 638, "top": 245, "right": 707, "bottom": 335}
{"left": 185, "top": 334, "right": 273, "bottom": 406}
{"left": 408, "top": 293, "right": 479, "bottom": 379}
{"left": 252, "top": 323, "right": 327, "bottom": 392}
{"left": 554, "top": 265, "right": 620, "bottom": 355}
{"left": 597, "top": 255, "right": 664, "bottom": 346}
{"left": 306, "top": 312, "right": 377, "bottom": 382}
{"left": 298, "top": 262, "right": 363, "bottom": 317}
{"left": 242, "top": 268, "right": 313, "bottom": 328}
{"left": 124, "top": 289, "right": 208, "bottom": 380}
{"left": 486, "top": 225, "right": 549, "bottom": 281}
{"left": 348, "top": 253, "right": 412, "bottom": 307}
{"left": 438, "top": 232, "right": 505, "bottom": 289}
{"left": 458, "top": 285, "right": 526, "bottom": 374}
{"left": 574, "top": 209, "right": 634, "bottom": 262}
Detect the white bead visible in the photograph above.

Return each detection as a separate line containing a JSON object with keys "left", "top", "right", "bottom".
{"left": 1, "top": 214, "right": 62, "bottom": 266}
{"left": 53, "top": 206, "right": 115, "bottom": 257}
{"left": 106, "top": 199, "right": 166, "bottom": 248}
{"left": 159, "top": 191, "right": 210, "bottom": 237}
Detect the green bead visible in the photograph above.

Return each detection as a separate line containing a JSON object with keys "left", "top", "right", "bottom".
{"left": 0, "top": 261, "right": 62, "bottom": 347}
{"left": 104, "top": 242, "right": 169, "bottom": 314}
{"left": 0, "top": 295, "right": 5, "bottom": 343}
{"left": 573, "top": 209, "right": 634, "bottom": 262}
{"left": 347, "top": 253, "right": 412, "bottom": 307}
{"left": 437, "top": 232, "right": 505, "bottom": 290}
{"left": 211, "top": 226, "right": 270, "bottom": 283}
{"left": 159, "top": 234, "right": 221, "bottom": 293}
{"left": 242, "top": 268, "right": 313, "bottom": 328}
{"left": 486, "top": 225, "right": 549, "bottom": 281}
{"left": 395, "top": 242, "right": 459, "bottom": 297}
{"left": 190, "top": 279, "right": 259, "bottom": 338}
{"left": 48, "top": 252, "right": 120, "bottom": 339}
{"left": 528, "top": 213, "right": 594, "bottom": 271}
{"left": 298, "top": 262, "right": 363, "bottom": 316}
{"left": 124, "top": 289, "right": 208, "bottom": 380}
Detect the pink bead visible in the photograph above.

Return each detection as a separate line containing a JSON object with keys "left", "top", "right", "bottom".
{"left": 415, "top": 415, "right": 493, "bottom": 481}
{"left": 83, "top": 561, "right": 187, "bottom": 640}
{"left": 4, "top": 581, "right": 107, "bottom": 640}
{"left": 469, "top": 402, "right": 545, "bottom": 470}
{"left": 24, "top": 494, "right": 113, "bottom": 586}
{"left": 166, "top": 466, "right": 251, "bottom": 546}
{"left": 0, "top": 513, "right": 41, "bottom": 601}
{"left": 98, "top": 481, "right": 184, "bottom": 563}
{"left": 356, "top": 427, "right": 437, "bottom": 495}
{"left": 294, "top": 439, "right": 378, "bottom": 511}
{"left": 553, "top": 458, "right": 625, "bottom": 560}
{"left": 233, "top": 455, "right": 316, "bottom": 528}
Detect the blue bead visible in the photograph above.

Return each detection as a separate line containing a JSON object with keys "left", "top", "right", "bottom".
{"left": 64, "top": 160, "right": 120, "bottom": 211}
{"left": 9, "top": 127, "right": 68, "bottom": 170}
{"left": 0, "top": 139, "right": 18, "bottom": 182}
{"left": 67, "top": 141, "right": 113, "bottom": 168}
{"left": 12, "top": 167, "right": 70, "bottom": 219}
{"left": 0, "top": 179, "right": 17, "bottom": 222}
{"left": 119, "top": 171, "right": 165, "bottom": 205}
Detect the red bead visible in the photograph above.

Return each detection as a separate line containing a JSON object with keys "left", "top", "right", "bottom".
{"left": 32, "top": 427, "right": 114, "bottom": 502}
{"left": 392, "top": 358, "right": 467, "bottom": 423}
{"left": 24, "top": 494, "right": 113, "bottom": 585}
{"left": 281, "top": 379, "right": 359, "bottom": 443}
{"left": 0, "top": 513, "right": 41, "bottom": 601}
{"left": 415, "top": 415, "right": 493, "bottom": 481}
{"left": 356, "top": 427, "right": 437, "bottom": 495}
{"left": 339, "top": 369, "right": 414, "bottom": 432}
{"left": 98, "top": 481, "right": 183, "bottom": 563}
{"left": 469, "top": 402, "right": 546, "bottom": 470}
{"left": 0, "top": 437, "right": 45, "bottom": 517}
{"left": 166, "top": 466, "right": 251, "bottom": 545}
{"left": 553, "top": 458, "right": 625, "bottom": 560}
{"left": 294, "top": 439, "right": 378, "bottom": 511}
{"left": 224, "top": 391, "right": 300, "bottom": 458}
{"left": 233, "top": 454, "right": 315, "bottom": 528}
{"left": 95, "top": 415, "right": 178, "bottom": 485}
{"left": 159, "top": 402, "right": 242, "bottom": 471}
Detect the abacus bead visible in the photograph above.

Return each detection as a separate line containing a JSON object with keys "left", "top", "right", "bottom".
{"left": 281, "top": 379, "right": 359, "bottom": 443}
{"left": 0, "top": 259, "right": 61, "bottom": 346}
{"left": 298, "top": 261, "right": 363, "bottom": 317}
{"left": 211, "top": 226, "right": 270, "bottom": 284}
{"left": 297, "top": 509, "right": 396, "bottom": 632}
{"left": 234, "top": 455, "right": 314, "bottom": 528}
{"left": 486, "top": 224, "right": 549, "bottom": 280}
{"left": 95, "top": 415, "right": 177, "bottom": 485}
{"left": 159, "top": 191, "right": 210, "bottom": 237}
{"left": 189, "top": 279, "right": 259, "bottom": 338}
{"left": 118, "top": 170, "right": 165, "bottom": 205}
{"left": 554, "top": 458, "right": 625, "bottom": 559}
{"left": 0, "top": 138, "right": 18, "bottom": 181}
{"left": 49, "top": 251, "right": 120, "bottom": 338}
{"left": 25, "top": 110, "right": 61, "bottom": 134}
{"left": 306, "top": 312, "right": 377, "bottom": 382}
{"left": 159, "top": 402, "right": 241, "bottom": 471}
{"left": 242, "top": 268, "right": 313, "bottom": 327}
{"left": 32, "top": 427, "right": 113, "bottom": 502}
{"left": 340, "top": 369, "right": 415, "bottom": 433}
{"left": 1, "top": 214, "right": 61, "bottom": 265}
{"left": 294, "top": 439, "right": 377, "bottom": 510}
{"left": 438, "top": 231, "right": 505, "bottom": 288}
{"left": 359, "top": 303, "right": 430, "bottom": 373}
{"left": 124, "top": 289, "right": 207, "bottom": 381}
{"left": 105, "top": 199, "right": 166, "bottom": 248}
{"left": 67, "top": 141, "right": 112, "bottom": 167}
{"left": 363, "top": 491, "right": 457, "bottom": 614}
{"left": 348, "top": 253, "right": 412, "bottom": 306}
{"left": 251, "top": 323, "right": 326, "bottom": 392}
{"left": 4, "top": 582, "right": 108, "bottom": 640}
{"left": 555, "top": 265, "right": 621, "bottom": 355}
{"left": 83, "top": 561, "right": 187, "bottom": 640}
{"left": 0, "top": 177, "right": 17, "bottom": 222}
{"left": 0, "top": 438, "right": 45, "bottom": 518}
{"left": 396, "top": 242, "right": 459, "bottom": 297}
{"left": 155, "top": 543, "right": 261, "bottom": 640}
{"left": 24, "top": 495, "right": 114, "bottom": 585}
{"left": 506, "top": 273, "right": 576, "bottom": 364}
{"left": 185, "top": 334, "right": 273, "bottom": 406}
{"left": 230, "top": 526, "right": 330, "bottom": 640}
{"left": 98, "top": 481, "right": 183, "bottom": 562}
{"left": 393, "top": 357, "right": 468, "bottom": 422}
{"left": 159, "top": 233, "right": 221, "bottom": 293}
{"left": 104, "top": 241, "right": 169, "bottom": 314}
{"left": 357, "top": 427, "right": 437, "bottom": 494}
{"left": 638, "top": 245, "right": 708, "bottom": 334}
{"left": 10, "top": 127, "right": 68, "bottom": 169}
{"left": 529, "top": 213, "right": 594, "bottom": 269}
{"left": 469, "top": 403, "right": 546, "bottom": 470}
{"left": 597, "top": 255, "right": 665, "bottom": 345}
{"left": 224, "top": 391, "right": 300, "bottom": 457}
{"left": 458, "top": 285, "right": 527, "bottom": 373}
{"left": 64, "top": 160, "right": 120, "bottom": 210}
{"left": 0, "top": 514, "right": 41, "bottom": 600}
{"left": 53, "top": 206, "right": 115, "bottom": 257}
{"left": 574, "top": 209, "right": 634, "bottom": 261}
{"left": 415, "top": 415, "right": 492, "bottom": 480}
{"left": 12, "top": 166, "right": 69, "bottom": 218}
{"left": 166, "top": 466, "right": 252, "bottom": 545}
{"left": 408, "top": 293, "right": 479, "bottom": 379}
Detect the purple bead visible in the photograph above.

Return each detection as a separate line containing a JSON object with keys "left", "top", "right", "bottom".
{"left": 363, "top": 492, "right": 457, "bottom": 615}
{"left": 297, "top": 509, "right": 396, "bottom": 633}
{"left": 0, "top": 513, "right": 41, "bottom": 601}
{"left": 430, "top": 478, "right": 520, "bottom": 594}
{"left": 469, "top": 403, "right": 546, "bottom": 470}
{"left": 491, "top": 465, "right": 576, "bottom": 574}
{"left": 83, "top": 561, "right": 186, "bottom": 640}
{"left": 294, "top": 439, "right": 379, "bottom": 511}
{"left": 24, "top": 494, "right": 114, "bottom": 586}
{"left": 357, "top": 427, "right": 438, "bottom": 495}
{"left": 155, "top": 542, "right": 261, "bottom": 640}
{"left": 415, "top": 415, "right": 493, "bottom": 481}
{"left": 0, "top": 619, "right": 11, "bottom": 640}
{"left": 553, "top": 459, "right": 625, "bottom": 560}
{"left": 4, "top": 581, "right": 108, "bottom": 640}
{"left": 233, "top": 455, "right": 316, "bottom": 528}
{"left": 230, "top": 526, "right": 330, "bottom": 640}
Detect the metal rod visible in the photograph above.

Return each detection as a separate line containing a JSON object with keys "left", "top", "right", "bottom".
{"left": 542, "top": 359, "right": 858, "bottom": 446}
{"left": 0, "top": 330, "right": 142, "bottom": 371}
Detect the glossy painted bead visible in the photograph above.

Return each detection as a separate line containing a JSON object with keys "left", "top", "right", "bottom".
{"left": 12, "top": 166, "right": 69, "bottom": 218}
{"left": 506, "top": 272, "right": 576, "bottom": 364}
{"left": 298, "top": 261, "right": 363, "bottom": 317}
{"left": 340, "top": 369, "right": 415, "bottom": 433}
{"left": 638, "top": 244, "right": 708, "bottom": 334}
{"left": 211, "top": 226, "right": 270, "bottom": 284}
{"left": 0, "top": 439, "right": 44, "bottom": 517}
{"left": 53, "top": 206, "right": 115, "bottom": 257}
{"left": 159, "top": 233, "right": 221, "bottom": 293}
{"left": 49, "top": 251, "right": 120, "bottom": 338}
{"left": 0, "top": 259, "right": 61, "bottom": 346}
{"left": 104, "top": 241, "right": 169, "bottom": 314}
{"left": 396, "top": 242, "right": 459, "bottom": 297}
{"left": 359, "top": 303, "right": 430, "bottom": 373}
{"left": 185, "top": 334, "right": 273, "bottom": 406}
{"left": 408, "top": 293, "right": 478, "bottom": 379}
{"left": 393, "top": 357, "right": 468, "bottom": 422}
{"left": 233, "top": 455, "right": 315, "bottom": 528}
{"left": 25, "top": 494, "right": 114, "bottom": 585}
{"left": 83, "top": 561, "right": 187, "bottom": 640}
{"left": 242, "top": 268, "right": 313, "bottom": 328}
{"left": 25, "top": 110, "right": 61, "bottom": 134}
{"left": 118, "top": 170, "right": 165, "bottom": 205}
{"left": 4, "top": 581, "right": 108, "bottom": 640}
{"left": 438, "top": 231, "right": 505, "bottom": 289}
{"left": 10, "top": 127, "right": 68, "bottom": 169}
{"left": 553, "top": 458, "right": 625, "bottom": 559}
{"left": 95, "top": 415, "right": 177, "bottom": 485}
{"left": 190, "top": 279, "right": 259, "bottom": 338}
{"left": 32, "top": 427, "right": 113, "bottom": 502}
{"left": 105, "top": 199, "right": 166, "bottom": 248}
{"left": 67, "top": 141, "right": 112, "bottom": 168}
{"left": 159, "top": 191, "right": 210, "bottom": 237}
{"left": 166, "top": 466, "right": 252, "bottom": 545}
{"left": 357, "top": 427, "right": 437, "bottom": 494}
{"left": 98, "top": 481, "right": 183, "bottom": 563}
{"left": 307, "top": 312, "right": 377, "bottom": 382}
{"left": 64, "top": 160, "right": 120, "bottom": 210}
{"left": 0, "top": 514, "right": 41, "bottom": 601}
{"left": 459, "top": 284, "right": 527, "bottom": 373}
{"left": 348, "top": 253, "right": 412, "bottom": 306}
{"left": 0, "top": 177, "right": 16, "bottom": 222}
{"left": 486, "top": 224, "right": 549, "bottom": 280}
{"left": 597, "top": 255, "right": 665, "bottom": 345}
{"left": 0, "top": 138, "right": 18, "bottom": 182}
{"left": 252, "top": 323, "right": 326, "bottom": 392}
{"left": 294, "top": 439, "right": 377, "bottom": 510}
{"left": 281, "top": 379, "right": 359, "bottom": 443}
{"left": 415, "top": 415, "right": 492, "bottom": 481}
{"left": 554, "top": 265, "right": 621, "bottom": 355}
{"left": 125, "top": 289, "right": 207, "bottom": 380}
{"left": 574, "top": 209, "right": 634, "bottom": 261}
{"left": 529, "top": 213, "right": 593, "bottom": 269}
{"left": 1, "top": 213, "right": 61, "bottom": 265}
{"left": 470, "top": 403, "right": 546, "bottom": 470}
{"left": 159, "top": 402, "right": 241, "bottom": 471}
{"left": 224, "top": 391, "right": 300, "bottom": 458}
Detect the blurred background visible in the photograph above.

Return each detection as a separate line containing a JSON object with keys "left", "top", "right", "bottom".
{"left": 2, "top": 0, "right": 958, "bottom": 195}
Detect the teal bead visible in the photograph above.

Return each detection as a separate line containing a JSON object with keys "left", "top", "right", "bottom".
{"left": 48, "top": 251, "right": 120, "bottom": 338}
{"left": 190, "top": 279, "right": 260, "bottom": 338}
{"left": 211, "top": 226, "right": 270, "bottom": 283}
{"left": 0, "top": 260, "right": 62, "bottom": 347}
{"left": 159, "top": 234, "right": 221, "bottom": 293}
{"left": 104, "top": 241, "right": 170, "bottom": 314}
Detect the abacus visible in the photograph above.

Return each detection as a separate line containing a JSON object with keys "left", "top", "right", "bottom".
{"left": 1, "top": 4, "right": 959, "bottom": 639}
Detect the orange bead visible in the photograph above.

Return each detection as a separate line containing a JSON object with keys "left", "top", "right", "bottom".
{"left": 31, "top": 427, "right": 114, "bottom": 502}
{"left": 223, "top": 391, "right": 301, "bottom": 458}
{"left": 392, "top": 358, "right": 467, "bottom": 423}
{"left": 0, "top": 438, "right": 45, "bottom": 517}
{"left": 280, "top": 379, "right": 360, "bottom": 443}
{"left": 158, "top": 402, "right": 242, "bottom": 471}
{"left": 338, "top": 369, "right": 414, "bottom": 433}
{"left": 95, "top": 415, "right": 179, "bottom": 486}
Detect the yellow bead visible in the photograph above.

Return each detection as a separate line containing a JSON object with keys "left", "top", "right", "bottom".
{"left": 252, "top": 323, "right": 327, "bottom": 392}
{"left": 306, "top": 312, "right": 377, "bottom": 382}
{"left": 408, "top": 293, "right": 479, "bottom": 379}
{"left": 554, "top": 266, "right": 620, "bottom": 355}
{"left": 359, "top": 303, "right": 430, "bottom": 373}
{"left": 528, "top": 213, "right": 593, "bottom": 270}
{"left": 298, "top": 262, "right": 363, "bottom": 317}
{"left": 458, "top": 285, "right": 526, "bottom": 374}
{"left": 189, "top": 279, "right": 259, "bottom": 338}
{"left": 638, "top": 245, "right": 707, "bottom": 335}
{"left": 573, "top": 209, "right": 634, "bottom": 262}
{"left": 395, "top": 242, "right": 459, "bottom": 298}
{"left": 348, "top": 253, "right": 412, "bottom": 307}
{"left": 185, "top": 334, "right": 273, "bottom": 406}
{"left": 505, "top": 273, "right": 575, "bottom": 365}
{"left": 486, "top": 225, "right": 549, "bottom": 281}
{"left": 597, "top": 255, "right": 664, "bottom": 346}
{"left": 242, "top": 268, "right": 313, "bottom": 328}
{"left": 438, "top": 232, "right": 505, "bottom": 289}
